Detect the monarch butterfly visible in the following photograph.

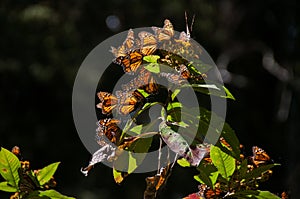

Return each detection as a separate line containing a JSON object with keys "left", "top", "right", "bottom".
{"left": 152, "top": 19, "right": 174, "bottom": 42}
{"left": 116, "top": 90, "right": 145, "bottom": 115}
{"left": 114, "top": 50, "right": 143, "bottom": 74}
{"left": 111, "top": 29, "right": 135, "bottom": 58}
{"left": 122, "top": 69, "right": 159, "bottom": 94}
{"left": 96, "top": 91, "right": 118, "bottom": 115}
{"left": 138, "top": 31, "right": 157, "bottom": 56}
{"left": 97, "top": 118, "right": 121, "bottom": 145}
{"left": 251, "top": 146, "right": 271, "bottom": 167}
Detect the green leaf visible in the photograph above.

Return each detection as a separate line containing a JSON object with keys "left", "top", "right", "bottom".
{"left": 28, "top": 189, "right": 76, "bottom": 199}
{"left": 232, "top": 190, "right": 280, "bottom": 199}
{"left": 167, "top": 102, "right": 182, "bottom": 111}
{"left": 114, "top": 136, "right": 153, "bottom": 174}
{"left": 128, "top": 153, "right": 137, "bottom": 174}
{"left": 231, "top": 190, "right": 260, "bottom": 198}
{"left": 129, "top": 125, "right": 143, "bottom": 135}
{"left": 113, "top": 169, "right": 127, "bottom": 184}
{"left": 192, "top": 84, "right": 220, "bottom": 90}
{"left": 0, "top": 147, "right": 20, "bottom": 189}
{"left": 137, "top": 89, "right": 150, "bottom": 98}
{"left": 0, "top": 181, "right": 17, "bottom": 192}
{"left": 191, "top": 82, "right": 235, "bottom": 100}
{"left": 144, "top": 63, "right": 160, "bottom": 73}
{"left": 223, "top": 86, "right": 235, "bottom": 100}
{"left": 171, "top": 89, "right": 181, "bottom": 100}
{"left": 167, "top": 102, "right": 182, "bottom": 122}
{"left": 210, "top": 145, "right": 235, "bottom": 181}
{"left": 36, "top": 162, "right": 60, "bottom": 185}
{"left": 242, "top": 164, "right": 279, "bottom": 181}
{"left": 143, "top": 55, "right": 160, "bottom": 63}
{"left": 238, "top": 159, "right": 248, "bottom": 180}
{"left": 219, "top": 122, "right": 240, "bottom": 159}
{"left": 129, "top": 136, "right": 154, "bottom": 171}
{"left": 188, "top": 60, "right": 212, "bottom": 74}
{"left": 177, "top": 158, "right": 191, "bottom": 167}
{"left": 254, "top": 190, "right": 281, "bottom": 199}
{"left": 195, "top": 163, "right": 219, "bottom": 188}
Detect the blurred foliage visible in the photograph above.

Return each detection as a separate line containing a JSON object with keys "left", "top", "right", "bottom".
{"left": 0, "top": 0, "right": 299, "bottom": 198}
{"left": 0, "top": 147, "right": 74, "bottom": 198}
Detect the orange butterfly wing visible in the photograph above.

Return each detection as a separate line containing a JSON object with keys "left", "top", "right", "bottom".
{"left": 138, "top": 31, "right": 157, "bottom": 56}
{"left": 117, "top": 90, "right": 145, "bottom": 115}
{"left": 115, "top": 50, "right": 143, "bottom": 74}
{"left": 152, "top": 19, "right": 174, "bottom": 42}
{"left": 97, "top": 118, "right": 121, "bottom": 145}
{"left": 97, "top": 92, "right": 118, "bottom": 114}
{"left": 111, "top": 29, "right": 135, "bottom": 57}
{"left": 251, "top": 146, "right": 271, "bottom": 166}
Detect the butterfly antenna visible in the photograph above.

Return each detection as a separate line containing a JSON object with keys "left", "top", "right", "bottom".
{"left": 184, "top": 11, "right": 190, "bottom": 38}
{"left": 190, "top": 14, "right": 196, "bottom": 33}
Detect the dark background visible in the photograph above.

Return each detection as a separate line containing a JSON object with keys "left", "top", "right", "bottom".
{"left": 1, "top": 0, "right": 299, "bottom": 198}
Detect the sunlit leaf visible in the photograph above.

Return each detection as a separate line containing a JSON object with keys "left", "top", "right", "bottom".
{"left": 223, "top": 86, "right": 235, "bottom": 100}
{"left": 128, "top": 153, "right": 137, "bottom": 174}
{"left": 114, "top": 135, "right": 153, "bottom": 175}
{"left": 177, "top": 158, "right": 191, "bottom": 167}
{"left": 129, "top": 125, "right": 143, "bottom": 135}
{"left": 144, "top": 63, "right": 160, "bottom": 73}
{"left": 167, "top": 102, "right": 182, "bottom": 111}
{"left": 254, "top": 190, "right": 281, "bottom": 199}
{"left": 113, "top": 169, "right": 128, "bottom": 184}
{"left": 0, "top": 181, "right": 17, "bottom": 192}
{"left": 232, "top": 190, "right": 280, "bottom": 199}
{"left": 171, "top": 89, "right": 181, "bottom": 100}
{"left": 0, "top": 147, "right": 20, "bottom": 189}
{"left": 192, "top": 84, "right": 220, "bottom": 90}
{"left": 167, "top": 102, "right": 182, "bottom": 122}
{"left": 137, "top": 89, "right": 150, "bottom": 98}
{"left": 191, "top": 82, "right": 235, "bottom": 100}
{"left": 37, "top": 162, "right": 60, "bottom": 185}
{"left": 210, "top": 145, "right": 235, "bottom": 181}
{"left": 195, "top": 163, "right": 218, "bottom": 188}
{"left": 27, "top": 189, "right": 76, "bottom": 199}
{"left": 143, "top": 55, "right": 160, "bottom": 63}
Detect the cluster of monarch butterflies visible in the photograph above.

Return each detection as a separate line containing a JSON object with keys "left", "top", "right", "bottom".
{"left": 9, "top": 146, "right": 57, "bottom": 199}
{"left": 94, "top": 17, "right": 207, "bottom": 150}
{"left": 81, "top": 16, "right": 213, "bottom": 199}
{"left": 80, "top": 16, "right": 289, "bottom": 199}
